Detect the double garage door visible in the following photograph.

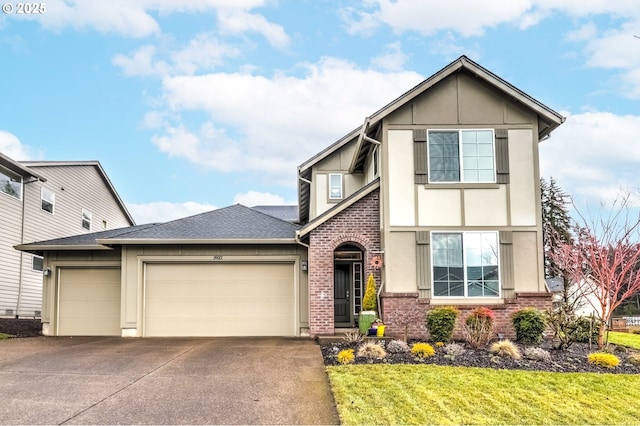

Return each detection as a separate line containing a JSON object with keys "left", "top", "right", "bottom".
{"left": 57, "top": 263, "right": 295, "bottom": 337}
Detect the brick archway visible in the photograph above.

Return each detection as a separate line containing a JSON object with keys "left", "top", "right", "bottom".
{"left": 307, "top": 189, "right": 381, "bottom": 336}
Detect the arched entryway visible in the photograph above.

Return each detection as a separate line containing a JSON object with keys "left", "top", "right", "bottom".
{"left": 334, "top": 244, "right": 364, "bottom": 327}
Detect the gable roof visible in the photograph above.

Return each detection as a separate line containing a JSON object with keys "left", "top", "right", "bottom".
{"left": 297, "top": 178, "right": 380, "bottom": 238}
{"left": 21, "top": 160, "right": 135, "bottom": 225}
{"left": 0, "top": 152, "right": 47, "bottom": 182}
{"left": 297, "top": 55, "right": 565, "bottom": 224}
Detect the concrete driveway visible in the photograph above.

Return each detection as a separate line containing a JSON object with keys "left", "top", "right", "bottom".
{"left": 0, "top": 337, "right": 339, "bottom": 425}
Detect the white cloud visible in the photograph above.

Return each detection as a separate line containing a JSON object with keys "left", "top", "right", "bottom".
{"left": 540, "top": 111, "right": 640, "bottom": 207}
{"left": 342, "top": 0, "right": 640, "bottom": 38}
{"left": 371, "top": 42, "right": 409, "bottom": 72}
{"left": 233, "top": 191, "right": 293, "bottom": 206}
{"left": 153, "top": 58, "right": 424, "bottom": 182}
{"left": 217, "top": 10, "right": 290, "bottom": 49}
{"left": 113, "top": 35, "right": 241, "bottom": 77}
{"left": 127, "top": 201, "right": 217, "bottom": 224}
{"left": 0, "top": 131, "right": 38, "bottom": 160}
{"left": 342, "top": 0, "right": 532, "bottom": 37}
{"left": 19, "top": 0, "right": 282, "bottom": 42}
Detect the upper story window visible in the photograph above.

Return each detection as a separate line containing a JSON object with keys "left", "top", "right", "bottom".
{"left": 431, "top": 231, "right": 500, "bottom": 298}
{"left": 82, "top": 208, "right": 92, "bottom": 230}
{"left": 428, "top": 130, "right": 495, "bottom": 183}
{"left": 329, "top": 173, "right": 343, "bottom": 200}
{"left": 41, "top": 187, "right": 55, "bottom": 214}
{"left": 0, "top": 165, "right": 22, "bottom": 200}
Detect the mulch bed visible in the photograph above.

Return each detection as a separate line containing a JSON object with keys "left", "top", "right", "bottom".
{"left": 0, "top": 318, "right": 42, "bottom": 338}
{"left": 321, "top": 338, "right": 640, "bottom": 374}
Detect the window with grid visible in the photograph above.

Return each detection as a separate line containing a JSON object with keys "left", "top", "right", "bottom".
{"left": 428, "top": 130, "right": 495, "bottom": 183}
{"left": 431, "top": 232, "right": 500, "bottom": 297}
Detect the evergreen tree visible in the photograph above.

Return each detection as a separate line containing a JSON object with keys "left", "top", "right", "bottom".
{"left": 541, "top": 176, "right": 572, "bottom": 278}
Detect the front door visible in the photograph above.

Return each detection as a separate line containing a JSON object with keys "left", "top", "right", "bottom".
{"left": 334, "top": 263, "right": 351, "bottom": 325}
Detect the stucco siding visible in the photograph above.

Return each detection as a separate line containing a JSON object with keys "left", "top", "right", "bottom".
{"left": 512, "top": 231, "right": 543, "bottom": 292}
{"left": 387, "top": 130, "right": 415, "bottom": 226}
{"left": 464, "top": 186, "right": 508, "bottom": 226}
{"left": 385, "top": 232, "right": 417, "bottom": 293}
{"left": 508, "top": 129, "right": 538, "bottom": 226}
{"left": 417, "top": 189, "right": 462, "bottom": 226}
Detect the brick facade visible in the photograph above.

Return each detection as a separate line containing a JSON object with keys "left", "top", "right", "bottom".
{"left": 381, "top": 291, "right": 553, "bottom": 341}
{"left": 308, "top": 189, "right": 381, "bottom": 336}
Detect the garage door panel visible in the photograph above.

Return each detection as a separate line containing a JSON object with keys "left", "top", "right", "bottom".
{"left": 144, "top": 263, "right": 295, "bottom": 337}
{"left": 58, "top": 268, "right": 121, "bottom": 336}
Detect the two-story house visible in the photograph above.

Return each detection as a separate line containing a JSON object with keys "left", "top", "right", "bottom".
{"left": 17, "top": 56, "right": 564, "bottom": 338}
{"left": 1, "top": 153, "right": 135, "bottom": 318}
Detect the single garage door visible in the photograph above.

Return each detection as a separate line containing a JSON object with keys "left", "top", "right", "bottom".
{"left": 58, "top": 268, "right": 121, "bottom": 336}
{"left": 144, "top": 262, "right": 295, "bottom": 337}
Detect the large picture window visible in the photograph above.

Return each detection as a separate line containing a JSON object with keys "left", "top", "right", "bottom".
{"left": 432, "top": 231, "right": 500, "bottom": 297}
{"left": 428, "top": 130, "right": 495, "bottom": 183}
{"left": 0, "top": 165, "right": 22, "bottom": 200}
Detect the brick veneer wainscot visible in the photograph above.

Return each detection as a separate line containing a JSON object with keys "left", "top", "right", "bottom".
{"left": 308, "top": 189, "right": 381, "bottom": 336}
{"left": 381, "top": 292, "right": 553, "bottom": 341}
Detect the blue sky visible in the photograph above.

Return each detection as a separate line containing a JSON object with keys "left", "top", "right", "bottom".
{"left": 1, "top": 0, "right": 639, "bottom": 224}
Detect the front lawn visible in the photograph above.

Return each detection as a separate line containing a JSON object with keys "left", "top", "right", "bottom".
{"left": 609, "top": 331, "right": 640, "bottom": 350}
{"left": 327, "top": 364, "right": 640, "bottom": 425}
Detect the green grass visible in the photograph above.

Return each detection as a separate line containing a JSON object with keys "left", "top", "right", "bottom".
{"left": 327, "top": 365, "right": 640, "bottom": 425}
{"left": 609, "top": 331, "right": 640, "bottom": 350}
{"left": 0, "top": 333, "right": 11, "bottom": 340}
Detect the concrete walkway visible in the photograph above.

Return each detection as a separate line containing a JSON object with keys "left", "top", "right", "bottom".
{"left": 0, "top": 337, "right": 339, "bottom": 425}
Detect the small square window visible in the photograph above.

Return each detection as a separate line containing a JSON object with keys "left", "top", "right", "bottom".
{"left": 32, "top": 255, "right": 44, "bottom": 272}
{"left": 329, "top": 174, "right": 343, "bottom": 200}
{"left": 82, "top": 209, "right": 92, "bottom": 230}
{"left": 41, "top": 187, "right": 55, "bottom": 214}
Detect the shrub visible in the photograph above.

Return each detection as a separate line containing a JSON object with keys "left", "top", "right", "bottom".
{"left": 435, "top": 341, "right": 444, "bottom": 348}
{"left": 342, "top": 330, "right": 364, "bottom": 344}
{"left": 587, "top": 352, "right": 620, "bottom": 369}
{"left": 574, "top": 316, "right": 602, "bottom": 344}
{"left": 337, "top": 349, "right": 355, "bottom": 365}
{"left": 490, "top": 340, "right": 521, "bottom": 360}
{"left": 386, "top": 340, "right": 410, "bottom": 354}
{"left": 523, "top": 347, "right": 551, "bottom": 362}
{"left": 629, "top": 354, "right": 640, "bottom": 366}
{"left": 464, "top": 307, "right": 495, "bottom": 348}
{"left": 426, "top": 306, "right": 458, "bottom": 343}
{"left": 362, "top": 273, "right": 377, "bottom": 311}
{"left": 443, "top": 343, "right": 466, "bottom": 357}
{"left": 356, "top": 342, "right": 387, "bottom": 360}
{"left": 411, "top": 342, "right": 435, "bottom": 359}
{"left": 512, "top": 308, "right": 546, "bottom": 344}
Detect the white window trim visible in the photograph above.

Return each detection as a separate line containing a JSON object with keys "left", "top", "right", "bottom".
{"left": 32, "top": 255, "right": 44, "bottom": 272}
{"left": 430, "top": 230, "right": 501, "bottom": 298}
{"left": 328, "top": 173, "right": 343, "bottom": 200}
{"left": 427, "top": 129, "right": 496, "bottom": 184}
{"left": 82, "top": 208, "right": 92, "bottom": 231}
{"left": 0, "top": 165, "right": 23, "bottom": 200}
{"left": 41, "top": 187, "right": 55, "bottom": 214}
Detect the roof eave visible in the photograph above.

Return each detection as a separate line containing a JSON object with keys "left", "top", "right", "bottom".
{"left": 96, "top": 238, "right": 299, "bottom": 245}
{"left": 14, "top": 244, "right": 115, "bottom": 254}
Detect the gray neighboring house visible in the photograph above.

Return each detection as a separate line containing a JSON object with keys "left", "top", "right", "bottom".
{"left": 18, "top": 56, "right": 565, "bottom": 339}
{"left": 1, "top": 152, "right": 134, "bottom": 318}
